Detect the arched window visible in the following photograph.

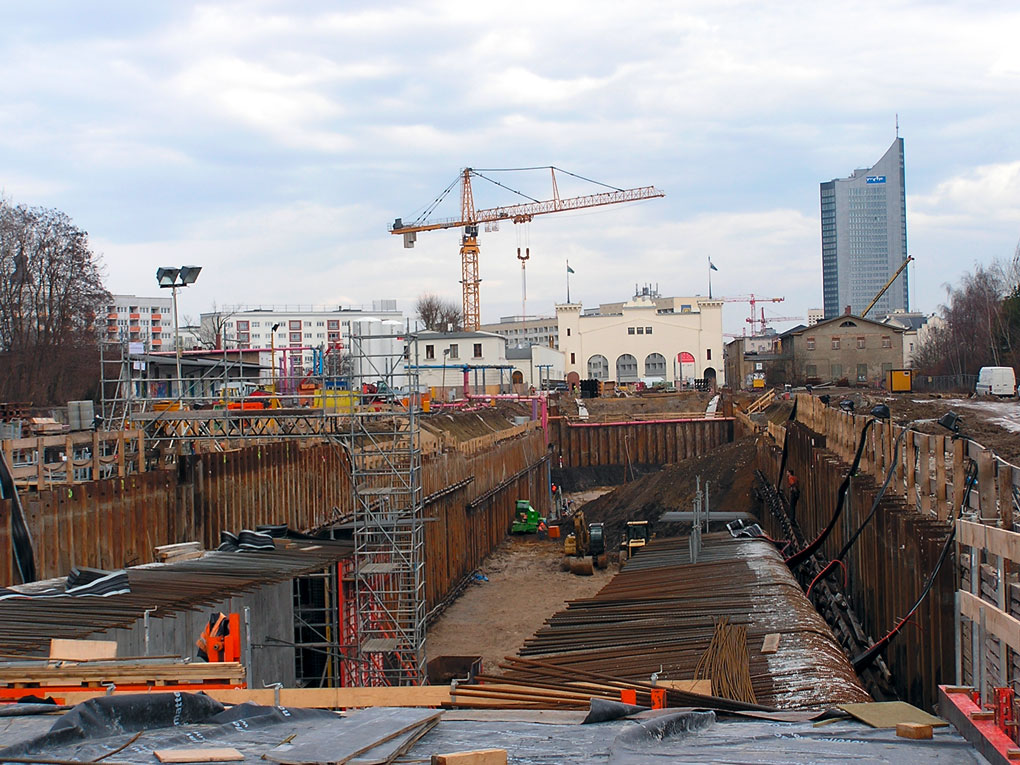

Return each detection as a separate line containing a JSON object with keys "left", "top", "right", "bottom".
{"left": 616, "top": 354, "right": 639, "bottom": 382}
{"left": 644, "top": 353, "right": 666, "bottom": 377}
{"left": 839, "top": 320, "right": 857, "bottom": 327}
{"left": 587, "top": 354, "right": 609, "bottom": 380}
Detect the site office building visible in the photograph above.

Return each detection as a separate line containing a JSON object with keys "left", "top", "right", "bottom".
{"left": 556, "top": 291, "right": 724, "bottom": 386}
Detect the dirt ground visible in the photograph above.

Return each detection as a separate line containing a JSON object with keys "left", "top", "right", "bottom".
{"left": 553, "top": 390, "right": 714, "bottom": 418}
{"left": 572, "top": 436, "right": 759, "bottom": 548}
{"left": 426, "top": 535, "right": 614, "bottom": 675}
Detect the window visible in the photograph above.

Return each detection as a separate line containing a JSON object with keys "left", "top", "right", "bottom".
{"left": 856, "top": 364, "right": 868, "bottom": 382}
{"left": 316, "top": 333, "right": 324, "bottom": 339}
{"left": 856, "top": 336, "right": 865, "bottom": 350}
{"left": 839, "top": 320, "right": 857, "bottom": 328}
{"left": 304, "top": 333, "right": 312, "bottom": 339}
{"left": 473, "top": 343, "right": 482, "bottom": 358}
{"left": 237, "top": 320, "right": 249, "bottom": 330}
{"left": 806, "top": 337, "right": 816, "bottom": 351}
{"left": 680, "top": 304, "right": 692, "bottom": 313}
{"left": 289, "top": 320, "right": 301, "bottom": 330}
{"left": 616, "top": 354, "right": 639, "bottom": 382}
{"left": 628, "top": 327, "right": 636, "bottom": 335}
{"left": 644, "top": 353, "right": 666, "bottom": 376}
{"left": 831, "top": 337, "right": 841, "bottom": 350}
{"left": 881, "top": 363, "right": 893, "bottom": 375}
{"left": 566, "top": 328, "right": 571, "bottom": 337}
{"left": 289, "top": 332, "right": 301, "bottom": 344}
{"left": 706, "top": 348, "right": 712, "bottom": 361}
{"left": 636, "top": 327, "right": 644, "bottom": 335}
{"left": 571, "top": 352, "right": 576, "bottom": 364}
{"left": 448, "top": 344, "right": 459, "bottom": 359}
{"left": 425, "top": 344, "right": 435, "bottom": 360}
{"left": 646, "top": 327, "right": 652, "bottom": 334}
{"left": 316, "top": 321, "right": 324, "bottom": 327}
{"left": 328, "top": 320, "right": 339, "bottom": 330}
{"left": 831, "top": 364, "right": 842, "bottom": 379}
{"left": 588, "top": 355, "right": 608, "bottom": 379}
{"left": 881, "top": 336, "right": 892, "bottom": 348}
{"left": 806, "top": 364, "right": 817, "bottom": 378}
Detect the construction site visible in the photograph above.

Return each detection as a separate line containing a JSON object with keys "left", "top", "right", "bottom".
{"left": 1, "top": 172, "right": 1019, "bottom": 763}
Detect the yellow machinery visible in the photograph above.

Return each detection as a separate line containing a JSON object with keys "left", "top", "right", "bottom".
{"left": 620, "top": 520, "right": 650, "bottom": 562}
{"left": 862, "top": 256, "right": 913, "bottom": 318}
{"left": 563, "top": 511, "right": 589, "bottom": 556}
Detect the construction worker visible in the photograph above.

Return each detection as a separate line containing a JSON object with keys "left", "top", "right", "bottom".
{"left": 787, "top": 469, "right": 801, "bottom": 520}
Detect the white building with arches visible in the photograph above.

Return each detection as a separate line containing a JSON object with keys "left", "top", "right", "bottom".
{"left": 555, "top": 288, "right": 724, "bottom": 388}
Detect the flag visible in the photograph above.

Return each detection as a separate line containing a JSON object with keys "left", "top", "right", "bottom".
{"left": 566, "top": 264, "right": 575, "bottom": 274}
{"left": 709, "top": 259, "right": 719, "bottom": 272}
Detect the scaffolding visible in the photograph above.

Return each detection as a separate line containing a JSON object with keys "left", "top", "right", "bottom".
{"left": 346, "top": 322, "right": 425, "bottom": 686}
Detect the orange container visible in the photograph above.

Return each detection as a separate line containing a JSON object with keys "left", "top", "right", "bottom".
{"left": 548, "top": 525, "right": 561, "bottom": 539}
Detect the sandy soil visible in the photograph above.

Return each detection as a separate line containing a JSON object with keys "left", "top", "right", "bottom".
{"left": 426, "top": 535, "right": 614, "bottom": 675}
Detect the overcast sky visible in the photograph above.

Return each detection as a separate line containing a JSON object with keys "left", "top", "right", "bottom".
{"left": 2, "top": 1, "right": 1018, "bottom": 333}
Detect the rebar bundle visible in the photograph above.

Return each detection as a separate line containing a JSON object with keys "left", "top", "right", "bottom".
{"left": 694, "top": 617, "right": 757, "bottom": 704}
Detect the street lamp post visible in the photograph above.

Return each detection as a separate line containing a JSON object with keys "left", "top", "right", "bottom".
{"left": 156, "top": 266, "right": 202, "bottom": 396}
{"left": 271, "top": 323, "right": 281, "bottom": 392}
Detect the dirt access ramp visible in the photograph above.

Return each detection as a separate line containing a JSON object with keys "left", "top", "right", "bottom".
{"left": 553, "top": 389, "right": 714, "bottom": 419}
{"left": 575, "top": 436, "right": 759, "bottom": 548}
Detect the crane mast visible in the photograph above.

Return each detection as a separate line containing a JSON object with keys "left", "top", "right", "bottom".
{"left": 392, "top": 167, "right": 664, "bottom": 331}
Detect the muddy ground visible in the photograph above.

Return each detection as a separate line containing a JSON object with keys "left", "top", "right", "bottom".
{"left": 568, "top": 436, "right": 759, "bottom": 549}
{"left": 426, "top": 535, "right": 614, "bottom": 675}
{"left": 553, "top": 390, "right": 714, "bottom": 418}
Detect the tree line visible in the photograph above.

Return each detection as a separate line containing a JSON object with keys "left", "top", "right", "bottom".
{"left": 914, "top": 251, "right": 1020, "bottom": 376}
{"left": 0, "top": 197, "right": 109, "bottom": 404}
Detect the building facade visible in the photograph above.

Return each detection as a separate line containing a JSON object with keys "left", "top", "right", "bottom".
{"left": 408, "top": 331, "right": 512, "bottom": 399}
{"left": 821, "top": 138, "right": 909, "bottom": 319}
{"left": 104, "top": 294, "right": 174, "bottom": 349}
{"left": 200, "top": 301, "right": 403, "bottom": 376}
{"left": 478, "top": 315, "right": 559, "bottom": 349}
{"left": 556, "top": 288, "right": 724, "bottom": 387}
{"left": 777, "top": 314, "right": 905, "bottom": 386}
{"left": 506, "top": 345, "right": 565, "bottom": 389}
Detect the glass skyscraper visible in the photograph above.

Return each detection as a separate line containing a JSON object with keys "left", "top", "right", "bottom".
{"left": 821, "top": 138, "right": 908, "bottom": 319}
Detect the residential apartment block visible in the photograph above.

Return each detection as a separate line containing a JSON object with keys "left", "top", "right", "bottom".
{"left": 201, "top": 301, "right": 403, "bottom": 374}
{"left": 104, "top": 294, "right": 174, "bottom": 349}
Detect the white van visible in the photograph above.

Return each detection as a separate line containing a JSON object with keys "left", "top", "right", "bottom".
{"left": 975, "top": 367, "right": 1017, "bottom": 397}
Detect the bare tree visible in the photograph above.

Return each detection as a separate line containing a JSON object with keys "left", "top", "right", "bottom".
{"left": 198, "top": 303, "right": 236, "bottom": 348}
{"left": 415, "top": 293, "right": 462, "bottom": 332}
{"left": 0, "top": 198, "right": 109, "bottom": 404}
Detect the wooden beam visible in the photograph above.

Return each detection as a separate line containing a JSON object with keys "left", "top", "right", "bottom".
{"left": 958, "top": 520, "right": 1020, "bottom": 565}
{"left": 432, "top": 751, "right": 507, "bottom": 765}
{"left": 155, "top": 749, "right": 244, "bottom": 763}
{"left": 959, "top": 590, "right": 1020, "bottom": 654}
{"left": 48, "top": 638, "right": 118, "bottom": 661}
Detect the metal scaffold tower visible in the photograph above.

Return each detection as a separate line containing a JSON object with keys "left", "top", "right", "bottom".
{"left": 346, "top": 322, "right": 425, "bottom": 685}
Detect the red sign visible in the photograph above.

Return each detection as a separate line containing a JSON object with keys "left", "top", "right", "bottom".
{"left": 678, "top": 352, "right": 695, "bottom": 363}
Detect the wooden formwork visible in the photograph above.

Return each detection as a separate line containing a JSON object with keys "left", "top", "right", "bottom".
{"left": 0, "top": 430, "right": 549, "bottom": 616}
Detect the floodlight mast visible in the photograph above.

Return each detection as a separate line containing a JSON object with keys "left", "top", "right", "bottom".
{"left": 156, "top": 265, "right": 202, "bottom": 392}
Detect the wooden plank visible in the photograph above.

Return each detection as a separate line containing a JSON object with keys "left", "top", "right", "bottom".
{"left": 432, "top": 750, "right": 507, "bottom": 765}
{"left": 1000, "top": 463, "right": 1015, "bottom": 529}
{"left": 267, "top": 708, "right": 441, "bottom": 765}
{"left": 896, "top": 722, "right": 933, "bottom": 740}
{"left": 959, "top": 590, "right": 1020, "bottom": 654}
{"left": 935, "top": 435, "right": 948, "bottom": 520}
{"left": 155, "top": 748, "right": 244, "bottom": 763}
{"left": 761, "top": 633, "right": 781, "bottom": 654}
{"left": 979, "top": 449, "right": 997, "bottom": 523}
{"left": 958, "top": 520, "right": 1020, "bottom": 565}
{"left": 49, "top": 638, "right": 117, "bottom": 661}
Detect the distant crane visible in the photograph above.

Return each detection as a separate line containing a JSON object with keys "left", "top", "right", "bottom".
{"left": 719, "top": 295, "right": 785, "bottom": 335}
{"left": 390, "top": 167, "right": 665, "bottom": 331}
{"left": 861, "top": 256, "right": 914, "bottom": 318}
{"left": 749, "top": 310, "right": 803, "bottom": 335}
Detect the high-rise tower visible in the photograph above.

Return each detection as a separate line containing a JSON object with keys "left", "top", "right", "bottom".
{"left": 821, "top": 138, "right": 908, "bottom": 318}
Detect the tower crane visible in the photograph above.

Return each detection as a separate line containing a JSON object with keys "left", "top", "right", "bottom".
{"left": 861, "top": 256, "right": 913, "bottom": 318}
{"left": 748, "top": 310, "right": 803, "bottom": 335}
{"left": 390, "top": 167, "right": 665, "bottom": 331}
{"left": 719, "top": 294, "right": 785, "bottom": 335}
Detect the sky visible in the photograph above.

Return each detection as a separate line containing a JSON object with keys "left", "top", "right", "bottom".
{"left": 1, "top": 1, "right": 1019, "bottom": 335}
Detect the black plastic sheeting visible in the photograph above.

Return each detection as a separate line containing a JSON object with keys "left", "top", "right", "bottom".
{"left": 0, "top": 693, "right": 340, "bottom": 761}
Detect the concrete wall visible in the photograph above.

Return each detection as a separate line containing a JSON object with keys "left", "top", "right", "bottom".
{"left": 87, "top": 581, "right": 296, "bottom": 687}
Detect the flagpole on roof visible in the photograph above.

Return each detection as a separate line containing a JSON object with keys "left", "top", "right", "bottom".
{"left": 708, "top": 256, "right": 712, "bottom": 299}
{"left": 566, "top": 260, "right": 572, "bottom": 304}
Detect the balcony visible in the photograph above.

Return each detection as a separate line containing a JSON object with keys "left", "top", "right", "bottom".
{"left": 151, "top": 313, "right": 162, "bottom": 320}
{"left": 129, "top": 313, "right": 140, "bottom": 320}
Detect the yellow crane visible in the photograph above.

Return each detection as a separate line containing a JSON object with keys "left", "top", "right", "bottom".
{"left": 390, "top": 167, "right": 665, "bottom": 331}
{"left": 861, "top": 256, "right": 914, "bottom": 317}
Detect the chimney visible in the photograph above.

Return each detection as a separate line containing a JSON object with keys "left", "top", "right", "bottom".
{"left": 844, "top": 305, "right": 852, "bottom": 316}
